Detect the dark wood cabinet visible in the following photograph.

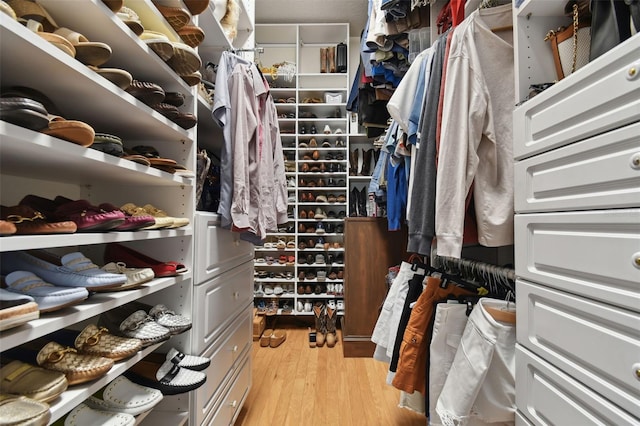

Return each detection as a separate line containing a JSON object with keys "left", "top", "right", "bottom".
{"left": 342, "top": 217, "right": 407, "bottom": 357}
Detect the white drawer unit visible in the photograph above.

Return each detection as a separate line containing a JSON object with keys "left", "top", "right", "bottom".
{"left": 513, "top": 35, "right": 640, "bottom": 160}
{"left": 516, "top": 345, "right": 640, "bottom": 426}
{"left": 192, "top": 306, "right": 252, "bottom": 426}
{"left": 192, "top": 261, "right": 254, "bottom": 354}
{"left": 202, "top": 354, "right": 252, "bottom": 426}
{"left": 194, "top": 212, "right": 255, "bottom": 285}
{"left": 517, "top": 280, "right": 640, "bottom": 417}
{"left": 514, "top": 209, "right": 640, "bottom": 312}
{"left": 514, "top": 120, "right": 640, "bottom": 213}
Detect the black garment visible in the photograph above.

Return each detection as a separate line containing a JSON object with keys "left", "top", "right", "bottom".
{"left": 389, "top": 272, "right": 426, "bottom": 372}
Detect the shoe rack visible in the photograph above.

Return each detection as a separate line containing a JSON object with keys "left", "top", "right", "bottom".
{"left": 253, "top": 23, "right": 351, "bottom": 317}
{"left": 0, "top": 0, "right": 254, "bottom": 425}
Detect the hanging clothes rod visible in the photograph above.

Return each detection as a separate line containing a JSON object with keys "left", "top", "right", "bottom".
{"left": 229, "top": 47, "right": 264, "bottom": 54}
{"left": 429, "top": 245, "right": 516, "bottom": 282}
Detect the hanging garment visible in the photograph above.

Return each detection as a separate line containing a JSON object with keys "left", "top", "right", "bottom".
{"left": 228, "top": 62, "right": 288, "bottom": 240}
{"left": 372, "top": 261, "right": 425, "bottom": 363}
{"left": 392, "top": 276, "right": 475, "bottom": 394}
{"left": 435, "top": 4, "right": 514, "bottom": 258}
{"left": 405, "top": 33, "right": 447, "bottom": 256}
{"left": 212, "top": 51, "right": 252, "bottom": 230}
{"left": 429, "top": 303, "right": 469, "bottom": 426}
{"left": 435, "top": 298, "right": 516, "bottom": 426}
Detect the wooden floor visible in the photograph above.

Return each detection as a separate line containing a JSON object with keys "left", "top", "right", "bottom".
{"left": 234, "top": 326, "right": 427, "bottom": 426}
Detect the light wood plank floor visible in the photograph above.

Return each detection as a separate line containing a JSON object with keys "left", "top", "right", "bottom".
{"left": 234, "top": 326, "right": 427, "bottom": 426}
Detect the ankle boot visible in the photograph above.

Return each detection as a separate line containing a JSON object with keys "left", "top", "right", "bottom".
{"left": 320, "top": 47, "right": 327, "bottom": 73}
{"left": 328, "top": 46, "right": 336, "bottom": 73}
{"left": 325, "top": 306, "right": 337, "bottom": 347}
{"left": 313, "top": 303, "right": 326, "bottom": 347}
{"left": 360, "top": 148, "right": 373, "bottom": 176}
{"left": 349, "top": 187, "right": 359, "bottom": 217}
{"left": 358, "top": 187, "right": 368, "bottom": 217}
{"left": 349, "top": 148, "right": 359, "bottom": 176}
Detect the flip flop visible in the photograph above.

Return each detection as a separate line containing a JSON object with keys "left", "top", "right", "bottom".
{"left": 166, "top": 42, "right": 201, "bottom": 76}
{"left": 53, "top": 27, "right": 112, "bottom": 67}
{"left": 88, "top": 66, "right": 132, "bottom": 90}
{"left": 41, "top": 115, "right": 95, "bottom": 147}
{"left": 140, "top": 30, "right": 174, "bottom": 61}
{"left": 154, "top": 5, "right": 191, "bottom": 31}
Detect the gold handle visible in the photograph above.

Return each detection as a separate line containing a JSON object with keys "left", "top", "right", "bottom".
{"left": 629, "top": 67, "right": 637, "bottom": 77}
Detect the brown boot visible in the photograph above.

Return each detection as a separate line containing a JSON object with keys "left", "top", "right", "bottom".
{"left": 320, "top": 48, "right": 327, "bottom": 73}
{"left": 360, "top": 148, "right": 373, "bottom": 176}
{"left": 325, "top": 306, "right": 337, "bottom": 347}
{"left": 328, "top": 46, "right": 336, "bottom": 73}
{"left": 313, "top": 303, "right": 326, "bottom": 347}
{"left": 349, "top": 148, "right": 359, "bottom": 176}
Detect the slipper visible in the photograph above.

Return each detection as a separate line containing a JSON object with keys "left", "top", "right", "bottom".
{"left": 91, "top": 132, "right": 123, "bottom": 156}
{"left": 53, "top": 27, "right": 112, "bottom": 66}
{"left": 125, "top": 80, "right": 165, "bottom": 106}
{"left": 155, "top": 5, "right": 191, "bottom": 31}
{"left": 152, "top": 102, "right": 179, "bottom": 120}
{"left": 0, "top": 97, "right": 50, "bottom": 131}
{"left": 173, "top": 112, "right": 196, "bottom": 129}
{"left": 88, "top": 66, "right": 132, "bottom": 90}
{"left": 0, "top": 1, "right": 17, "bottom": 20}
{"left": 140, "top": 30, "right": 174, "bottom": 61}
{"left": 177, "top": 24, "right": 205, "bottom": 48}
{"left": 116, "top": 6, "right": 144, "bottom": 36}
{"left": 163, "top": 92, "right": 185, "bottom": 107}
{"left": 101, "top": 0, "right": 123, "bottom": 13}
{"left": 122, "top": 154, "right": 151, "bottom": 166}
{"left": 7, "top": 0, "right": 57, "bottom": 32}
{"left": 41, "top": 115, "right": 95, "bottom": 147}
{"left": 20, "top": 18, "right": 76, "bottom": 57}
{"left": 184, "top": 0, "right": 209, "bottom": 15}
{"left": 166, "top": 42, "right": 201, "bottom": 76}
{"left": 181, "top": 70, "right": 201, "bottom": 86}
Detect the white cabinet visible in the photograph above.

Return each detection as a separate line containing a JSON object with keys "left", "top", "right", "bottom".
{"left": 192, "top": 212, "right": 254, "bottom": 425}
{"left": 513, "top": 2, "right": 640, "bottom": 424}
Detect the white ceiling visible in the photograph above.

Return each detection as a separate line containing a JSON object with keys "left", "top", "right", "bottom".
{"left": 255, "top": 0, "right": 369, "bottom": 36}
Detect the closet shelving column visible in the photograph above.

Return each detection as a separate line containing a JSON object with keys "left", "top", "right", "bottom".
{"left": 0, "top": 1, "right": 195, "bottom": 424}
{"left": 512, "top": 1, "right": 640, "bottom": 424}
{"left": 190, "top": 1, "right": 256, "bottom": 425}
{"left": 254, "top": 23, "right": 350, "bottom": 317}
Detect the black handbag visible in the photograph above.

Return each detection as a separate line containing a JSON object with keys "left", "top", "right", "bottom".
{"left": 590, "top": 0, "right": 640, "bottom": 60}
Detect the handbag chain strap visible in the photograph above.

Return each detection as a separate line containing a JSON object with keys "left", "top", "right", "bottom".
{"left": 571, "top": 3, "right": 579, "bottom": 73}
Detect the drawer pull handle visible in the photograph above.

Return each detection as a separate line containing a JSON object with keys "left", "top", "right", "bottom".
{"left": 633, "top": 253, "right": 640, "bottom": 269}
{"left": 631, "top": 153, "right": 640, "bottom": 169}
{"left": 633, "top": 363, "right": 640, "bottom": 380}
{"left": 231, "top": 345, "right": 238, "bottom": 353}
{"left": 628, "top": 65, "right": 638, "bottom": 80}
{"left": 233, "top": 292, "right": 240, "bottom": 299}
{"left": 229, "top": 400, "right": 238, "bottom": 408}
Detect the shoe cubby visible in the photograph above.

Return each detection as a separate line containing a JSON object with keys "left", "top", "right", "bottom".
{"left": 1, "top": 0, "right": 255, "bottom": 424}
{"left": 254, "top": 22, "right": 351, "bottom": 317}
